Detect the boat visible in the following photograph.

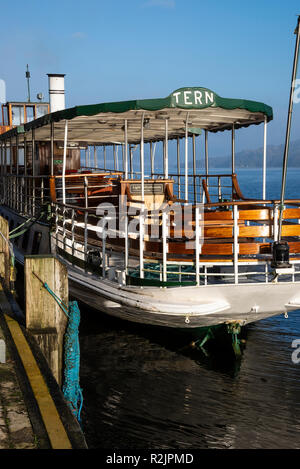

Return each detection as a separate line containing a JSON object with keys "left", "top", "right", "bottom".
{"left": 0, "top": 19, "right": 300, "bottom": 350}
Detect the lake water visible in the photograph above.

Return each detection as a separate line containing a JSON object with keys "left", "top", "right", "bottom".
{"left": 79, "top": 168, "right": 300, "bottom": 450}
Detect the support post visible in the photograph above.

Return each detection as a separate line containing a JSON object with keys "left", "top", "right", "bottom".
{"left": 233, "top": 204, "right": 239, "bottom": 284}
{"left": 25, "top": 255, "right": 68, "bottom": 385}
{"left": 193, "top": 134, "right": 196, "bottom": 203}
{"left": 177, "top": 137, "right": 181, "bottom": 199}
{"left": 164, "top": 118, "right": 168, "bottom": 179}
{"left": 185, "top": 112, "right": 190, "bottom": 202}
{"left": 124, "top": 119, "right": 128, "bottom": 179}
{"left": 231, "top": 124, "right": 235, "bottom": 174}
{"left": 62, "top": 120, "right": 68, "bottom": 205}
{"left": 50, "top": 121, "right": 54, "bottom": 176}
{"left": 0, "top": 216, "right": 10, "bottom": 288}
{"left": 205, "top": 130, "right": 209, "bottom": 183}
{"left": 263, "top": 116, "right": 267, "bottom": 200}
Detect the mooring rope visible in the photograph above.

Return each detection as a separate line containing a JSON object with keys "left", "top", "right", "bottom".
{"left": 9, "top": 203, "right": 50, "bottom": 240}
{"left": 32, "top": 271, "right": 83, "bottom": 423}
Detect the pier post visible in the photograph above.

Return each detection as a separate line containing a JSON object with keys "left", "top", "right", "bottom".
{"left": 25, "top": 255, "right": 68, "bottom": 386}
{"left": 0, "top": 216, "right": 10, "bottom": 289}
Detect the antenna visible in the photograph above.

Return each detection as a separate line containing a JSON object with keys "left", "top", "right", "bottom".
{"left": 26, "top": 64, "right": 31, "bottom": 102}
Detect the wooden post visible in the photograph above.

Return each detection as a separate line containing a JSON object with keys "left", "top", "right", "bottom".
{"left": 0, "top": 216, "right": 10, "bottom": 288}
{"left": 25, "top": 255, "right": 68, "bottom": 386}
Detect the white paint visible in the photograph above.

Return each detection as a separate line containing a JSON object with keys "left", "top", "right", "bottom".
{"left": 172, "top": 89, "right": 215, "bottom": 106}
{"left": 205, "top": 91, "right": 214, "bottom": 103}
{"left": 173, "top": 92, "right": 181, "bottom": 104}
{"left": 0, "top": 339, "right": 5, "bottom": 364}
{"left": 184, "top": 90, "right": 192, "bottom": 105}
{"left": 194, "top": 90, "right": 203, "bottom": 104}
{"left": 48, "top": 74, "right": 65, "bottom": 112}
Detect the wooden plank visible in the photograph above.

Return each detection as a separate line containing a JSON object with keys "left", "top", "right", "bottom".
{"left": 283, "top": 208, "right": 300, "bottom": 219}
{"left": 281, "top": 224, "right": 300, "bottom": 236}
{"left": 25, "top": 256, "right": 68, "bottom": 386}
{"left": 239, "top": 209, "right": 271, "bottom": 220}
{"left": 3, "top": 309, "right": 72, "bottom": 449}
{"left": 0, "top": 216, "right": 10, "bottom": 288}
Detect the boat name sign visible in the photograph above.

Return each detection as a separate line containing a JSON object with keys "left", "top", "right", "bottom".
{"left": 171, "top": 87, "right": 215, "bottom": 109}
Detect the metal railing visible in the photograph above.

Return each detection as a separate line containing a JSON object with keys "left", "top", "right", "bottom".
{"left": 51, "top": 198, "right": 300, "bottom": 288}
{"left": 0, "top": 174, "right": 51, "bottom": 217}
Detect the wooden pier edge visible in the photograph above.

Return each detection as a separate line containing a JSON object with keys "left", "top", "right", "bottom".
{"left": 0, "top": 284, "right": 87, "bottom": 449}
{"left": 24, "top": 254, "right": 68, "bottom": 386}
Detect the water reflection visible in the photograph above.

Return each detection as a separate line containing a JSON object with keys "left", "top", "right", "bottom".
{"left": 79, "top": 306, "right": 300, "bottom": 449}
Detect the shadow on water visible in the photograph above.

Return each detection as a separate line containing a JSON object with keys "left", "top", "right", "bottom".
{"left": 14, "top": 264, "right": 300, "bottom": 449}
{"left": 77, "top": 299, "right": 300, "bottom": 450}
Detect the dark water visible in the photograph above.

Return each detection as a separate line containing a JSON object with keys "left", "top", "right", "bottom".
{"left": 79, "top": 168, "right": 300, "bottom": 449}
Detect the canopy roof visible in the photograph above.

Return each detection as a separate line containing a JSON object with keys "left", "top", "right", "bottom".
{"left": 0, "top": 87, "right": 273, "bottom": 145}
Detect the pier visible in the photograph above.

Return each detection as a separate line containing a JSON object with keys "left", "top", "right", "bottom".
{"left": 0, "top": 216, "right": 87, "bottom": 449}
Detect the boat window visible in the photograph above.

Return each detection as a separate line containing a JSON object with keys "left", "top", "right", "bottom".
{"left": 22, "top": 230, "right": 30, "bottom": 250}
{"left": 36, "top": 104, "right": 48, "bottom": 118}
{"left": 2, "top": 105, "right": 9, "bottom": 125}
{"left": 26, "top": 105, "right": 35, "bottom": 122}
{"left": 11, "top": 105, "right": 25, "bottom": 125}
{"left": 18, "top": 148, "right": 24, "bottom": 165}
{"left": 32, "top": 231, "right": 42, "bottom": 254}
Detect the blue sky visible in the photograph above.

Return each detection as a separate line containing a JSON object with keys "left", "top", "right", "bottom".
{"left": 1, "top": 0, "right": 300, "bottom": 157}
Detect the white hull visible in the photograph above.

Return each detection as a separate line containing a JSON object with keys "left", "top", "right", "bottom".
{"left": 2, "top": 206, "right": 300, "bottom": 331}
{"left": 63, "top": 256, "right": 300, "bottom": 329}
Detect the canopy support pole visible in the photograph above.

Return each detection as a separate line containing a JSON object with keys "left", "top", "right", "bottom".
{"left": 164, "top": 119, "right": 168, "bottom": 179}
{"left": 177, "top": 137, "right": 181, "bottom": 199}
{"left": 231, "top": 124, "right": 235, "bottom": 174}
{"left": 9, "top": 137, "right": 12, "bottom": 174}
{"left": 193, "top": 134, "right": 196, "bottom": 203}
{"left": 32, "top": 130, "right": 35, "bottom": 177}
{"left": 150, "top": 142, "right": 153, "bottom": 178}
{"left": 263, "top": 116, "right": 267, "bottom": 200}
{"left": 124, "top": 119, "right": 128, "bottom": 179}
{"left": 16, "top": 134, "right": 19, "bottom": 176}
{"left": 185, "top": 112, "right": 190, "bottom": 202}
{"left": 232, "top": 124, "right": 235, "bottom": 200}
{"left": 24, "top": 134, "right": 27, "bottom": 176}
{"left": 140, "top": 112, "right": 145, "bottom": 201}
{"left": 50, "top": 121, "right": 54, "bottom": 176}
{"left": 278, "top": 16, "right": 300, "bottom": 241}
{"left": 205, "top": 130, "right": 208, "bottom": 183}
{"left": 139, "top": 112, "right": 145, "bottom": 279}
{"left": 94, "top": 146, "right": 97, "bottom": 168}
{"left": 62, "top": 120, "right": 68, "bottom": 205}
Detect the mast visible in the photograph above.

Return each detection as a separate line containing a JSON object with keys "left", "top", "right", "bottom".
{"left": 26, "top": 65, "right": 31, "bottom": 102}
{"left": 278, "top": 16, "right": 300, "bottom": 241}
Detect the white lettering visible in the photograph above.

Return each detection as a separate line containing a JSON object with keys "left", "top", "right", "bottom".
{"left": 106, "top": 454, "right": 141, "bottom": 466}
{"left": 0, "top": 79, "right": 6, "bottom": 103}
{"left": 205, "top": 91, "right": 214, "bottom": 104}
{"left": 184, "top": 90, "right": 192, "bottom": 105}
{"left": 293, "top": 79, "right": 300, "bottom": 104}
{"left": 194, "top": 90, "right": 202, "bottom": 105}
{"left": 292, "top": 339, "right": 300, "bottom": 364}
{"left": 173, "top": 92, "right": 181, "bottom": 104}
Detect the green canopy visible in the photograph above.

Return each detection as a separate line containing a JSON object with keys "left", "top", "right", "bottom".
{"left": 0, "top": 87, "right": 273, "bottom": 144}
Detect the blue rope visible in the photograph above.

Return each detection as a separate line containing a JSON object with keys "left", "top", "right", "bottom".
{"left": 36, "top": 277, "right": 83, "bottom": 423}
{"left": 62, "top": 300, "right": 83, "bottom": 424}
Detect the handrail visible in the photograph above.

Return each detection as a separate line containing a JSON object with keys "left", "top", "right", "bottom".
{"left": 52, "top": 172, "right": 123, "bottom": 179}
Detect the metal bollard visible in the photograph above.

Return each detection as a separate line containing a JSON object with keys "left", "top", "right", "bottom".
{"left": 0, "top": 339, "right": 6, "bottom": 363}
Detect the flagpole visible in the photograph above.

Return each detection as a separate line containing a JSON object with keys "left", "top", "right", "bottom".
{"left": 278, "top": 16, "right": 300, "bottom": 241}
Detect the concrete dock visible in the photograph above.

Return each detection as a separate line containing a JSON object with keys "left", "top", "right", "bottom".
{"left": 0, "top": 284, "right": 87, "bottom": 449}
{"left": 0, "top": 322, "right": 36, "bottom": 449}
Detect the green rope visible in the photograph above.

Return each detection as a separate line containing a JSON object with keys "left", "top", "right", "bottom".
{"left": 9, "top": 204, "right": 50, "bottom": 240}
{"left": 32, "top": 271, "right": 83, "bottom": 423}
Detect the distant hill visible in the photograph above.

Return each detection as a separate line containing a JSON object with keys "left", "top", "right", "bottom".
{"left": 210, "top": 139, "right": 300, "bottom": 168}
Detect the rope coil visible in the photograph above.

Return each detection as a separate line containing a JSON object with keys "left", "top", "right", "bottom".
{"left": 32, "top": 271, "right": 83, "bottom": 423}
